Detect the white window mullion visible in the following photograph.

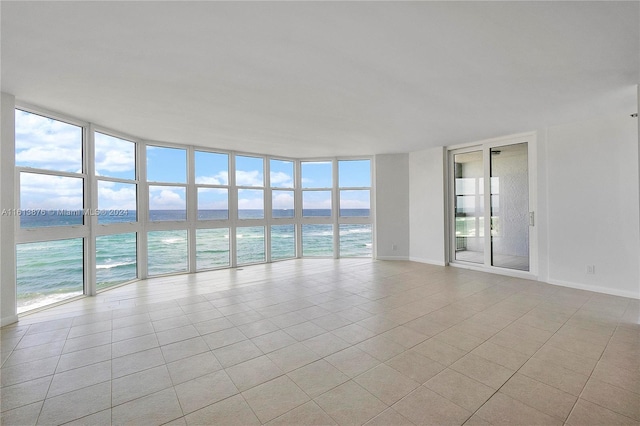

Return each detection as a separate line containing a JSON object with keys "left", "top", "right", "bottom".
{"left": 332, "top": 158, "right": 339, "bottom": 259}
{"left": 229, "top": 153, "right": 238, "bottom": 267}
{"left": 187, "top": 147, "right": 197, "bottom": 273}
{"left": 137, "top": 141, "right": 149, "bottom": 280}
{"left": 85, "top": 124, "right": 97, "bottom": 296}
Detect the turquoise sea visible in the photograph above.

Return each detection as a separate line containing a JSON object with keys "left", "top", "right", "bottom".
{"left": 16, "top": 209, "right": 371, "bottom": 312}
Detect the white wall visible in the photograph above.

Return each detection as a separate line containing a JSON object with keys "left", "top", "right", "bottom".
{"left": 543, "top": 112, "right": 640, "bottom": 298}
{"left": 375, "top": 154, "right": 410, "bottom": 260}
{"left": 409, "top": 147, "right": 446, "bottom": 265}
{"left": 1, "top": 93, "right": 18, "bottom": 326}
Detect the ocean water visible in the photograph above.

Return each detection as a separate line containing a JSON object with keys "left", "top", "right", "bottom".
{"left": 16, "top": 209, "right": 371, "bottom": 313}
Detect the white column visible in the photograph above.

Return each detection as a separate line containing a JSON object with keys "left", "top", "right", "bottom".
{"left": 1, "top": 93, "right": 18, "bottom": 326}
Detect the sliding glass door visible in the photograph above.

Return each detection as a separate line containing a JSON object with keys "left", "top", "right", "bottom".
{"left": 451, "top": 141, "right": 531, "bottom": 272}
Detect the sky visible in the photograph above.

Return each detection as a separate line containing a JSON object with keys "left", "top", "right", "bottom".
{"left": 15, "top": 109, "right": 371, "bottom": 213}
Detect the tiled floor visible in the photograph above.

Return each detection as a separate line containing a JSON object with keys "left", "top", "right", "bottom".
{"left": 1, "top": 259, "right": 638, "bottom": 425}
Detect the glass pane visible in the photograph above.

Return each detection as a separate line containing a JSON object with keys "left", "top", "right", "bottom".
{"left": 95, "top": 132, "right": 135, "bottom": 180}
{"left": 196, "top": 228, "right": 230, "bottom": 270}
{"left": 19, "top": 172, "right": 83, "bottom": 228}
{"left": 339, "top": 159, "right": 371, "bottom": 187}
{"left": 146, "top": 146, "right": 187, "bottom": 183}
{"left": 272, "top": 190, "right": 294, "bottom": 218}
{"left": 490, "top": 143, "right": 529, "bottom": 271}
{"left": 198, "top": 188, "right": 228, "bottom": 220}
{"left": 453, "top": 151, "right": 484, "bottom": 264}
{"left": 195, "top": 151, "right": 228, "bottom": 185}
{"left": 339, "top": 224, "right": 372, "bottom": 257}
{"left": 15, "top": 109, "right": 82, "bottom": 173}
{"left": 96, "top": 233, "right": 137, "bottom": 290}
{"left": 301, "top": 161, "right": 332, "bottom": 188}
{"left": 271, "top": 225, "right": 296, "bottom": 260}
{"left": 236, "top": 155, "right": 264, "bottom": 187}
{"left": 270, "top": 159, "right": 294, "bottom": 188}
{"left": 302, "top": 224, "right": 333, "bottom": 256}
{"left": 302, "top": 191, "right": 332, "bottom": 217}
{"left": 149, "top": 186, "right": 186, "bottom": 221}
{"left": 236, "top": 226, "right": 265, "bottom": 264}
{"left": 97, "top": 181, "right": 137, "bottom": 224}
{"left": 238, "top": 189, "right": 264, "bottom": 219}
{"left": 339, "top": 190, "right": 370, "bottom": 217}
{"left": 148, "top": 230, "right": 188, "bottom": 275}
{"left": 17, "top": 238, "right": 83, "bottom": 313}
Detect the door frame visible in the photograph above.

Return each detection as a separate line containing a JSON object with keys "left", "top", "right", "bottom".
{"left": 446, "top": 132, "right": 538, "bottom": 279}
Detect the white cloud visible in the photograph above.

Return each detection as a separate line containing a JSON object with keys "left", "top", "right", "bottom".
{"left": 340, "top": 198, "right": 370, "bottom": 209}
{"left": 98, "top": 184, "right": 137, "bottom": 210}
{"left": 149, "top": 188, "right": 185, "bottom": 210}
{"left": 236, "top": 170, "right": 263, "bottom": 186}
{"left": 270, "top": 171, "right": 293, "bottom": 188}
{"left": 19, "top": 173, "right": 83, "bottom": 209}
{"left": 272, "top": 192, "right": 294, "bottom": 209}
{"left": 196, "top": 171, "right": 229, "bottom": 185}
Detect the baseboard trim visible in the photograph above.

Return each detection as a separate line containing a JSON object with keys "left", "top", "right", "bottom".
{"left": 409, "top": 257, "right": 447, "bottom": 266}
{"left": 1, "top": 315, "right": 19, "bottom": 327}
{"left": 546, "top": 278, "right": 640, "bottom": 300}
{"left": 376, "top": 256, "right": 410, "bottom": 261}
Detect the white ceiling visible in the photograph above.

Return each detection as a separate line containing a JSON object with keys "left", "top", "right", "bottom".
{"left": 2, "top": 1, "right": 638, "bottom": 158}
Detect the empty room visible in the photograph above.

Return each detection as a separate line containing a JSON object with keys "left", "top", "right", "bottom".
{"left": 1, "top": 1, "right": 639, "bottom": 425}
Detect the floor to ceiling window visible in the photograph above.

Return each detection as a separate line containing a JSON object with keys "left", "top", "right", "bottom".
{"left": 13, "top": 106, "right": 374, "bottom": 314}
{"left": 449, "top": 138, "right": 532, "bottom": 272}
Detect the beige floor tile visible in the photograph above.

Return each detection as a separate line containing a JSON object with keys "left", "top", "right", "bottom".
{"left": 112, "top": 347, "right": 165, "bottom": 379}
{"left": 0, "top": 401, "right": 42, "bottom": 426}
{"left": 424, "top": 368, "right": 495, "bottom": 412}
{"left": 546, "top": 333, "right": 607, "bottom": 360}
{"left": 470, "top": 341, "right": 529, "bottom": 371}
{"left": 67, "top": 320, "right": 112, "bottom": 340}
{"left": 242, "top": 375, "right": 310, "bottom": 423}
{"left": 63, "top": 408, "right": 112, "bottom": 425}
{"left": 450, "top": 353, "right": 514, "bottom": 389}
{"left": 213, "top": 339, "right": 263, "bottom": 368}
{"left": 413, "top": 338, "right": 468, "bottom": 366}
{"left": 591, "top": 360, "right": 640, "bottom": 395}
{"left": 55, "top": 344, "right": 111, "bottom": 373}
{"left": 356, "top": 315, "right": 400, "bottom": 334}
{"left": 238, "top": 319, "right": 280, "bottom": 338}
{"left": 193, "top": 317, "right": 234, "bottom": 335}
{"left": 314, "top": 380, "right": 387, "bottom": 426}
{"left": 112, "top": 388, "right": 183, "bottom": 426}
{"left": 225, "top": 355, "right": 284, "bottom": 391}
{"left": 287, "top": 359, "right": 349, "bottom": 398}
{"left": 112, "top": 333, "right": 159, "bottom": 358}
{"left": 270, "top": 312, "right": 307, "bottom": 329}
{"left": 392, "top": 386, "right": 471, "bottom": 425}
{"left": 266, "top": 400, "right": 337, "bottom": 425}
{"left": 59, "top": 331, "right": 111, "bottom": 355}
{"left": 301, "top": 332, "right": 350, "bottom": 357}
{"left": 363, "top": 407, "right": 415, "bottom": 426}
{"left": 332, "top": 323, "right": 377, "bottom": 345}
{"left": 1, "top": 376, "right": 51, "bottom": 413}
{"left": 37, "top": 381, "right": 111, "bottom": 425}
{"left": 15, "top": 328, "right": 69, "bottom": 350}
{"left": 463, "top": 414, "right": 492, "bottom": 425}
{"left": 251, "top": 329, "right": 297, "bottom": 354}
{"left": 500, "top": 373, "right": 577, "bottom": 421}
{"left": 356, "top": 335, "right": 406, "bottom": 362}
{"left": 155, "top": 324, "right": 199, "bottom": 346}
{"left": 380, "top": 326, "right": 429, "bottom": 349}
{"left": 185, "top": 394, "right": 260, "bottom": 425}
{"left": 325, "top": 347, "right": 380, "bottom": 378}
{"left": 488, "top": 330, "right": 543, "bottom": 356}
{"left": 167, "top": 351, "right": 223, "bottom": 385}
{"left": 434, "top": 328, "right": 485, "bottom": 352}
{"left": 111, "top": 321, "right": 155, "bottom": 343}
{"left": 474, "top": 392, "right": 562, "bottom": 426}
{"left": 161, "top": 336, "right": 209, "bottom": 363}
{"left": 355, "top": 364, "right": 420, "bottom": 405}
{"left": 385, "top": 350, "right": 446, "bottom": 384}
{"left": 112, "top": 365, "right": 173, "bottom": 406}
{"left": 581, "top": 378, "right": 640, "bottom": 421}
{"left": 566, "top": 398, "right": 637, "bottom": 426}
{"left": 312, "top": 313, "right": 353, "bottom": 331}
{"left": 201, "top": 327, "right": 247, "bottom": 350}
{"left": 519, "top": 357, "right": 589, "bottom": 396}
{"left": 267, "top": 342, "right": 321, "bottom": 373}
{"left": 403, "top": 316, "right": 450, "bottom": 337}
{"left": 532, "top": 344, "right": 597, "bottom": 376}
{"left": 175, "top": 370, "right": 239, "bottom": 414}
{"left": 283, "top": 321, "right": 327, "bottom": 341}
{"left": 47, "top": 360, "right": 111, "bottom": 398}
{"left": 0, "top": 356, "right": 59, "bottom": 388}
